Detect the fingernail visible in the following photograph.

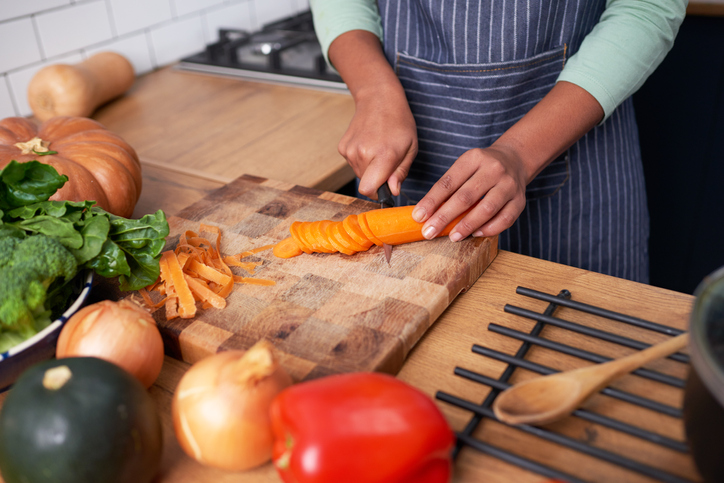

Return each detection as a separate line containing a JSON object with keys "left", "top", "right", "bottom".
{"left": 412, "top": 206, "right": 426, "bottom": 222}
{"left": 450, "top": 232, "right": 463, "bottom": 242}
{"left": 422, "top": 225, "right": 436, "bottom": 239}
{"left": 472, "top": 230, "right": 483, "bottom": 237}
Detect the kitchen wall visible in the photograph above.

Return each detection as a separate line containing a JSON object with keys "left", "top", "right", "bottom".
{"left": 0, "top": 0, "right": 309, "bottom": 119}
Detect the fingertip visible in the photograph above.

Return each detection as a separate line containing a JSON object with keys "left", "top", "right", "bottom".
{"left": 422, "top": 225, "right": 436, "bottom": 239}
{"left": 412, "top": 205, "right": 427, "bottom": 223}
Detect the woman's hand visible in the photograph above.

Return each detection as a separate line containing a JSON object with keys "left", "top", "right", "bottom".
{"left": 412, "top": 145, "right": 529, "bottom": 241}
{"left": 413, "top": 80, "right": 605, "bottom": 242}
{"left": 329, "top": 30, "right": 416, "bottom": 198}
{"left": 338, "top": 86, "right": 417, "bottom": 198}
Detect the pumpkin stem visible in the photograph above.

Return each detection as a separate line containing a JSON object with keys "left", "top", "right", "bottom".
{"left": 15, "top": 137, "right": 52, "bottom": 155}
{"left": 43, "top": 365, "right": 73, "bottom": 390}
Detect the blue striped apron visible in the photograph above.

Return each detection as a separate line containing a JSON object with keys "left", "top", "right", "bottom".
{"left": 372, "top": 0, "right": 649, "bottom": 283}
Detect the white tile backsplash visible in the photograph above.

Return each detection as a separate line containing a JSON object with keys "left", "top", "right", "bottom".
{"left": 253, "top": 0, "right": 295, "bottom": 27}
{"left": 0, "top": 0, "right": 69, "bottom": 23}
{"left": 174, "top": 0, "right": 225, "bottom": 18}
{"left": 35, "top": 1, "right": 113, "bottom": 58}
{"left": 0, "top": 18, "right": 43, "bottom": 72}
{"left": 0, "top": 0, "right": 297, "bottom": 119}
{"left": 8, "top": 52, "right": 84, "bottom": 117}
{"left": 149, "top": 15, "right": 206, "bottom": 67}
{"left": 203, "top": 2, "right": 254, "bottom": 42}
{"left": 109, "top": 0, "right": 173, "bottom": 37}
{"left": 85, "top": 33, "right": 155, "bottom": 76}
{"left": 0, "top": 76, "right": 15, "bottom": 116}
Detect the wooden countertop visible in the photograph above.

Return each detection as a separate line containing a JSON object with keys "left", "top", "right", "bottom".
{"left": 93, "top": 67, "right": 356, "bottom": 193}
{"left": 0, "top": 67, "right": 703, "bottom": 483}
{"left": 130, "top": 165, "right": 698, "bottom": 483}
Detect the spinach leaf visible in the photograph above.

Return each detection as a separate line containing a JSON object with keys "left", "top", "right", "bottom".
{"left": 70, "top": 214, "right": 110, "bottom": 264}
{"left": 0, "top": 160, "right": 67, "bottom": 210}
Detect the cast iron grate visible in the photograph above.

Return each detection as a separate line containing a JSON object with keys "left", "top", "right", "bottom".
{"left": 436, "top": 286, "right": 692, "bottom": 483}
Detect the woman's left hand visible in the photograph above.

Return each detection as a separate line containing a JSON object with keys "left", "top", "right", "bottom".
{"left": 411, "top": 144, "right": 529, "bottom": 241}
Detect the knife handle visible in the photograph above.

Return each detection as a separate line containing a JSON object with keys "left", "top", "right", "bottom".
{"left": 377, "top": 182, "right": 394, "bottom": 207}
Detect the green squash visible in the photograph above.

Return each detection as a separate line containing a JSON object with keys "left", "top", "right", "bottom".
{"left": 0, "top": 357, "right": 163, "bottom": 483}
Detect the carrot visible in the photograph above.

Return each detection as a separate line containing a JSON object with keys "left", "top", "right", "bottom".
{"left": 163, "top": 251, "right": 196, "bottom": 319}
{"left": 273, "top": 237, "right": 303, "bottom": 259}
{"left": 343, "top": 215, "right": 374, "bottom": 249}
{"left": 143, "top": 224, "right": 276, "bottom": 320}
{"left": 324, "top": 222, "right": 356, "bottom": 255}
{"left": 273, "top": 205, "right": 473, "bottom": 258}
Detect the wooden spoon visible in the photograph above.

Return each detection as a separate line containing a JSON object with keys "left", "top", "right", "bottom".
{"left": 492, "top": 332, "right": 689, "bottom": 426}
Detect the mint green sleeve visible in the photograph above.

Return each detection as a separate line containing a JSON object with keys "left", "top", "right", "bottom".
{"left": 557, "top": 0, "right": 687, "bottom": 121}
{"left": 309, "top": 0, "right": 383, "bottom": 66}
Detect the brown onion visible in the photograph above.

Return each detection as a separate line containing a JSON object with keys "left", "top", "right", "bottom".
{"left": 56, "top": 299, "right": 165, "bottom": 388}
{"left": 172, "top": 340, "right": 293, "bottom": 471}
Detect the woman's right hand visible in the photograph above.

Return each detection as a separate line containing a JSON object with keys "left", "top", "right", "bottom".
{"left": 338, "top": 85, "right": 417, "bottom": 198}
{"left": 329, "top": 30, "right": 417, "bottom": 199}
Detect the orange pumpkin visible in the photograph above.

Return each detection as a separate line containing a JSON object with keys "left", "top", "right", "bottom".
{"left": 0, "top": 116, "right": 141, "bottom": 218}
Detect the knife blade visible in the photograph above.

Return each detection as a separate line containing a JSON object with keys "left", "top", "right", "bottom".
{"left": 377, "top": 182, "right": 395, "bottom": 264}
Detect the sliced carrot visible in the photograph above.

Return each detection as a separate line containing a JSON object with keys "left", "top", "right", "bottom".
{"left": 184, "top": 273, "right": 226, "bottom": 309}
{"left": 356, "top": 212, "right": 384, "bottom": 246}
{"left": 188, "top": 259, "right": 232, "bottom": 286}
{"left": 162, "top": 251, "right": 196, "bottom": 319}
{"left": 332, "top": 221, "right": 367, "bottom": 252}
{"left": 290, "top": 221, "right": 313, "bottom": 253}
{"left": 233, "top": 275, "right": 277, "bottom": 286}
{"left": 316, "top": 221, "right": 338, "bottom": 252}
{"left": 144, "top": 224, "right": 275, "bottom": 320}
{"left": 343, "top": 215, "right": 374, "bottom": 249}
{"left": 307, "top": 221, "right": 334, "bottom": 253}
{"left": 273, "top": 237, "right": 304, "bottom": 258}
{"left": 324, "top": 222, "right": 356, "bottom": 255}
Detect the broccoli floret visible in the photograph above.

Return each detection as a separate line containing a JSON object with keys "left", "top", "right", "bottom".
{"left": 0, "top": 235, "right": 78, "bottom": 337}
{"left": 0, "top": 236, "right": 21, "bottom": 269}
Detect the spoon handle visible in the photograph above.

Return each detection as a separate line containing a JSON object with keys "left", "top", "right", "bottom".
{"left": 592, "top": 332, "right": 689, "bottom": 384}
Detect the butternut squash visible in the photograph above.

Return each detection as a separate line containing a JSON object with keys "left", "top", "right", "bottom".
{"left": 27, "top": 52, "right": 135, "bottom": 121}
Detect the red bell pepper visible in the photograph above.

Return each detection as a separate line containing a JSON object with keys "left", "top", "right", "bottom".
{"left": 270, "top": 372, "right": 455, "bottom": 483}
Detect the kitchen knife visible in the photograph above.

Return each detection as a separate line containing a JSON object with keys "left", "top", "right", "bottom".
{"left": 377, "top": 182, "right": 395, "bottom": 264}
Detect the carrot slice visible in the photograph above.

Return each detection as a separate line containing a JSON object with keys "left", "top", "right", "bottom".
{"left": 308, "top": 221, "right": 335, "bottom": 253}
{"left": 162, "top": 251, "right": 196, "bottom": 319}
{"left": 233, "top": 276, "right": 277, "bottom": 286}
{"left": 343, "top": 215, "right": 374, "bottom": 249}
{"left": 333, "top": 221, "right": 367, "bottom": 252}
{"left": 316, "top": 221, "right": 338, "bottom": 252}
{"left": 274, "top": 237, "right": 304, "bottom": 258}
{"left": 188, "top": 259, "right": 232, "bottom": 286}
{"left": 184, "top": 273, "right": 226, "bottom": 309}
{"left": 145, "top": 224, "right": 275, "bottom": 320}
{"left": 324, "top": 222, "right": 356, "bottom": 256}
{"left": 290, "top": 221, "right": 313, "bottom": 253}
{"left": 356, "top": 212, "right": 384, "bottom": 246}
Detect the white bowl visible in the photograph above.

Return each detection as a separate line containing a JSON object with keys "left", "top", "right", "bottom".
{"left": 0, "top": 271, "right": 94, "bottom": 391}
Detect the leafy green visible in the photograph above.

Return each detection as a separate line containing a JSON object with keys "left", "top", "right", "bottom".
{"left": 0, "top": 160, "right": 169, "bottom": 348}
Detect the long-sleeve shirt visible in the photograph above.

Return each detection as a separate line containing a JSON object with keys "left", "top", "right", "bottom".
{"left": 309, "top": 0, "right": 687, "bottom": 120}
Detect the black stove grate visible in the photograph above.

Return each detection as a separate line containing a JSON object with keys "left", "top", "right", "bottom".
{"left": 436, "top": 287, "right": 692, "bottom": 483}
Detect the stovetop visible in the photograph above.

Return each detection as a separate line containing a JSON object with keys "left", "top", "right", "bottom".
{"left": 177, "top": 11, "right": 347, "bottom": 92}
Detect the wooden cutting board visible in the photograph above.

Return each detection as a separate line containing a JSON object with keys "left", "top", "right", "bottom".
{"left": 138, "top": 174, "right": 498, "bottom": 381}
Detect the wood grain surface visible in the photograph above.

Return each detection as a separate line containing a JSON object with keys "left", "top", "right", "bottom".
{"left": 128, "top": 174, "right": 499, "bottom": 379}
{"left": 93, "top": 67, "right": 356, "bottom": 193}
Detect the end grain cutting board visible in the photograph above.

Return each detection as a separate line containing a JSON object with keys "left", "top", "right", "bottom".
{"left": 148, "top": 175, "right": 498, "bottom": 381}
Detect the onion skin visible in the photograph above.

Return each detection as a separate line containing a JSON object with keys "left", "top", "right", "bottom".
{"left": 56, "top": 299, "right": 164, "bottom": 388}
{"left": 172, "top": 340, "right": 293, "bottom": 471}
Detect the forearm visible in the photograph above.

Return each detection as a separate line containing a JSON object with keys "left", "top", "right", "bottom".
{"left": 492, "top": 81, "right": 604, "bottom": 184}
{"left": 328, "top": 30, "right": 404, "bottom": 108}
{"left": 328, "top": 30, "right": 418, "bottom": 197}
